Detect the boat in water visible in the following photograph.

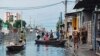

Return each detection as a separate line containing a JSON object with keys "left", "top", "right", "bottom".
{"left": 6, "top": 40, "right": 25, "bottom": 52}
{"left": 35, "top": 40, "right": 66, "bottom": 47}
{"left": 6, "top": 30, "right": 26, "bottom": 52}
{"left": 7, "top": 44, "right": 25, "bottom": 51}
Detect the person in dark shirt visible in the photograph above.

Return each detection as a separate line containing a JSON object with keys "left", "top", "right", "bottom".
{"left": 50, "top": 30, "right": 53, "bottom": 39}
{"left": 56, "top": 30, "right": 59, "bottom": 40}
{"left": 81, "top": 27, "right": 87, "bottom": 44}
{"left": 72, "top": 27, "right": 79, "bottom": 49}
{"left": 42, "top": 32, "right": 45, "bottom": 37}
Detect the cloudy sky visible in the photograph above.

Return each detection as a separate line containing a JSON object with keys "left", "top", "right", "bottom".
{"left": 0, "top": 0, "right": 75, "bottom": 31}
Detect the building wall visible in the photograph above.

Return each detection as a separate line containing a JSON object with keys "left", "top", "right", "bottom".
{"left": 83, "top": 12, "right": 92, "bottom": 23}
{"left": 65, "top": 16, "right": 73, "bottom": 38}
{"left": 6, "top": 12, "right": 10, "bottom": 21}
{"left": 82, "top": 11, "right": 92, "bottom": 44}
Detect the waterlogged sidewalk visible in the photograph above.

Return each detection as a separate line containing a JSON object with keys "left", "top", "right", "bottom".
{"left": 76, "top": 44, "right": 95, "bottom": 56}
{"left": 65, "top": 41, "right": 96, "bottom": 56}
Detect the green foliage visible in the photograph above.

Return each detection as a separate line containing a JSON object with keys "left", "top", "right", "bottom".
{"left": 13, "top": 20, "right": 26, "bottom": 28}
{"left": 0, "top": 18, "right": 3, "bottom": 24}
{"left": 0, "top": 19, "right": 3, "bottom": 29}
{"left": 5, "top": 20, "right": 11, "bottom": 29}
{"left": 56, "top": 22, "right": 59, "bottom": 30}
{"left": 60, "top": 24, "right": 64, "bottom": 28}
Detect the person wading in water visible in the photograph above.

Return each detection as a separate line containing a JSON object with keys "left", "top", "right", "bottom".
{"left": 36, "top": 31, "right": 40, "bottom": 40}
{"left": 72, "top": 27, "right": 80, "bottom": 50}
{"left": 44, "top": 32, "right": 49, "bottom": 41}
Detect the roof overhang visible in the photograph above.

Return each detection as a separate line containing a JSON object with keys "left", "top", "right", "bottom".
{"left": 74, "top": 0, "right": 100, "bottom": 9}
{"left": 94, "top": 11, "right": 100, "bottom": 14}
{"left": 65, "top": 11, "right": 81, "bottom": 17}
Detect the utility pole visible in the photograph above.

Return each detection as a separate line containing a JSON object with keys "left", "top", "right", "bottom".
{"left": 30, "top": 16, "right": 32, "bottom": 28}
{"left": 65, "top": 0, "right": 67, "bottom": 13}
{"left": 59, "top": 12, "right": 63, "bottom": 40}
{"left": 21, "top": 11, "right": 23, "bottom": 31}
{"left": 59, "top": 12, "right": 63, "bottom": 31}
{"left": 65, "top": 0, "right": 69, "bottom": 47}
{"left": 34, "top": 19, "right": 35, "bottom": 28}
{"left": 60, "top": 12, "right": 63, "bottom": 25}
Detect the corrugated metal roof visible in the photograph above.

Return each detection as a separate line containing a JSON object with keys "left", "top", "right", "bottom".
{"left": 74, "top": 0, "right": 100, "bottom": 9}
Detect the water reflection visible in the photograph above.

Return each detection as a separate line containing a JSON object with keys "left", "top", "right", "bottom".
{"left": 36, "top": 44, "right": 40, "bottom": 56}
{"left": 4, "top": 32, "right": 70, "bottom": 56}
{"left": 6, "top": 50, "right": 25, "bottom": 56}
{"left": 45, "top": 45, "right": 48, "bottom": 56}
{"left": 5, "top": 43, "right": 69, "bottom": 56}
{"left": 36, "top": 44, "right": 40, "bottom": 52}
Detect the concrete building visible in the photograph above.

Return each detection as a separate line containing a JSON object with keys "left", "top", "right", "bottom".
{"left": 64, "top": 12, "right": 80, "bottom": 50}
{"left": 5, "top": 12, "right": 21, "bottom": 21}
{"left": 6, "top": 12, "right": 10, "bottom": 21}
{"left": 16, "top": 13, "right": 21, "bottom": 20}
{"left": 73, "top": 0, "right": 100, "bottom": 55}
{"left": 64, "top": 0, "right": 100, "bottom": 52}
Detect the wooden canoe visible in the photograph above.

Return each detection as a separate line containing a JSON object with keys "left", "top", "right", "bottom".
{"left": 35, "top": 40, "right": 66, "bottom": 47}
{"left": 7, "top": 44, "right": 25, "bottom": 51}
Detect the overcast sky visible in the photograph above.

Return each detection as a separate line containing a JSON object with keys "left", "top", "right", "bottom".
{"left": 0, "top": 0, "right": 75, "bottom": 31}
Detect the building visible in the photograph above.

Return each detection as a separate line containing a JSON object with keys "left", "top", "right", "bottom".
{"left": 5, "top": 12, "right": 21, "bottom": 21}
{"left": 65, "top": 12, "right": 80, "bottom": 38}
{"left": 73, "top": 0, "right": 100, "bottom": 55}
{"left": 5, "top": 12, "right": 10, "bottom": 21}
{"left": 64, "top": 0, "right": 100, "bottom": 53}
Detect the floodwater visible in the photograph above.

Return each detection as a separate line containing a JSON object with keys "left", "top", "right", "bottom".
{"left": 0, "top": 32, "right": 71, "bottom": 56}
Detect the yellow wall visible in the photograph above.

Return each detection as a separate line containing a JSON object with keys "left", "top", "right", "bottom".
{"left": 72, "top": 16, "right": 78, "bottom": 30}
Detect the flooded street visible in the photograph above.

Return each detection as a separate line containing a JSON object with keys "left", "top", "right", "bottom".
{"left": 0, "top": 0, "right": 98, "bottom": 56}
{"left": 0, "top": 31, "right": 71, "bottom": 56}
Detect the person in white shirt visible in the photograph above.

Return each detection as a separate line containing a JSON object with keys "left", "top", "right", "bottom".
{"left": 36, "top": 31, "right": 40, "bottom": 40}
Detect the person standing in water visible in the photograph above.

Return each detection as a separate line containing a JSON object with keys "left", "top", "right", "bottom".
{"left": 72, "top": 27, "right": 80, "bottom": 49}
{"left": 44, "top": 32, "right": 49, "bottom": 41}
{"left": 50, "top": 30, "right": 54, "bottom": 39}
{"left": 56, "top": 30, "right": 59, "bottom": 40}
{"left": 42, "top": 31, "right": 45, "bottom": 37}
{"left": 36, "top": 31, "right": 40, "bottom": 40}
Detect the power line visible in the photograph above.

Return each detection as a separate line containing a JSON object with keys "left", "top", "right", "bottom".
{"left": 0, "top": 1, "right": 75, "bottom": 10}
{"left": 0, "top": 1, "right": 63, "bottom": 10}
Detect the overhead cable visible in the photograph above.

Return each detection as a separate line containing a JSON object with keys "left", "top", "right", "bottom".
{"left": 0, "top": 1, "right": 63, "bottom": 10}
{"left": 0, "top": 1, "right": 75, "bottom": 10}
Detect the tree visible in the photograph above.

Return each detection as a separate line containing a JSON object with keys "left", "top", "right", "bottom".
{"left": 0, "top": 19, "right": 3, "bottom": 30}
{"left": 0, "top": 19, "right": 3, "bottom": 23}
{"left": 5, "top": 20, "right": 12, "bottom": 29}
{"left": 56, "top": 22, "right": 60, "bottom": 31}
{"left": 13, "top": 20, "right": 26, "bottom": 28}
